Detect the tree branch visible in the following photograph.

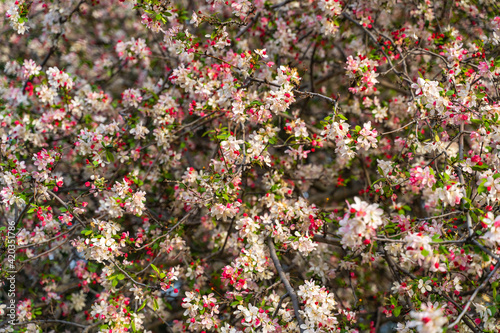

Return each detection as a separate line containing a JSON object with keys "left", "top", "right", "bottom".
{"left": 267, "top": 237, "right": 305, "bottom": 333}
{"left": 447, "top": 260, "right": 500, "bottom": 329}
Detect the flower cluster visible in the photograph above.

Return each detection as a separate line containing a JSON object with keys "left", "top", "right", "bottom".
{"left": 337, "top": 197, "right": 385, "bottom": 249}
{"left": 345, "top": 55, "right": 379, "bottom": 95}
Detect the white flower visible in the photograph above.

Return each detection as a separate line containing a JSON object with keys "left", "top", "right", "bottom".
{"left": 126, "top": 190, "right": 146, "bottom": 215}
{"left": 285, "top": 145, "right": 311, "bottom": 160}
{"left": 417, "top": 279, "right": 432, "bottom": 293}
{"left": 474, "top": 302, "right": 492, "bottom": 320}
{"left": 90, "top": 300, "right": 108, "bottom": 320}
{"left": 35, "top": 85, "right": 58, "bottom": 104}
{"left": 6, "top": 5, "right": 29, "bottom": 34}
{"left": 71, "top": 291, "right": 86, "bottom": 311}
{"left": 396, "top": 322, "right": 410, "bottom": 332}
{"left": 122, "top": 88, "right": 143, "bottom": 108}
{"left": 21, "top": 59, "right": 41, "bottom": 79}
{"left": 377, "top": 159, "right": 393, "bottom": 176}
{"left": 290, "top": 231, "right": 317, "bottom": 254}
{"left": 130, "top": 122, "right": 150, "bottom": 140}
{"left": 357, "top": 121, "right": 378, "bottom": 150}
{"left": 191, "top": 11, "right": 199, "bottom": 27}
{"left": 337, "top": 197, "right": 385, "bottom": 249}
{"left": 453, "top": 277, "right": 462, "bottom": 293}
{"left": 408, "top": 302, "right": 447, "bottom": 333}
{"left": 46, "top": 67, "right": 74, "bottom": 90}
{"left": 210, "top": 202, "right": 240, "bottom": 221}
{"left": 411, "top": 77, "right": 427, "bottom": 95}
{"left": 481, "top": 212, "right": 500, "bottom": 245}
{"left": 254, "top": 49, "right": 268, "bottom": 58}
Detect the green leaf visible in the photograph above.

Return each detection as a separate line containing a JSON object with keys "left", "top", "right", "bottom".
{"left": 230, "top": 301, "right": 240, "bottom": 306}
{"left": 106, "top": 150, "right": 115, "bottom": 163}
{"left": 446, "top": 90, "right": 455, "bottom": 96}
{"left": 488, "top": 305, "right": 497, "bottom": 317}
{"left": 151, "top": 264, "right": 160, "bottom": 275}
{"left": 421, "top": 249, "right": 430, "bottom": 257}
{"left": 495, "top": 57, "right": 500, "bottom": 67}
{"left": 439, "top": 245, "right": 450, "bottom": 254}
{"left": 338, "top": 114, "right": 348, "bottom": 121}
{"left": 472, "top": 163, "right": 489, "bottom": 171}
{"left": 470, "top": 211, "right": 478, "bottom": 223}
{"left": 394, "top": 306, "right": 402, "bottom": 317}
{"left": 117, "top": 274, "right": 125, "bottom": 280}
{"left": 153, "top": 298, "right": 159, "bottom": 311}
{"left": 138, "top": 300, "right": 147, "bottom": 312}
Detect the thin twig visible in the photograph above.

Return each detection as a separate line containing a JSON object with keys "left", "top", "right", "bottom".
{"left": 109, "top": 259, "right": 152, "bottom": 289}
{"left": 447, "top": 260, "right": 500, "bottom": 329}
{"left": 267, "top": 237, "right": 305, "bottom": 333}
{"left": 133, "top": 208, "right": 198, "bottom": 251}
{"left": 272, "top": 292, "right": 289, "bottom": 318}
{"left": 47, "top": 190, "right": 86, "bottom": 227}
